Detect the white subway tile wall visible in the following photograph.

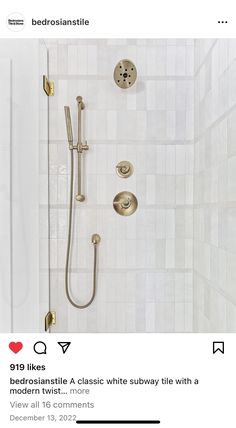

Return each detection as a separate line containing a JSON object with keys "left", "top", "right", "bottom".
{"left": 44, "top": 38, "right": 195, "bottom": 332}
{"left": 194, "top": 39, "right": 236, "bottom": 332}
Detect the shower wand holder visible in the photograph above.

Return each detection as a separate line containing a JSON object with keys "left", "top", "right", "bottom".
{"left": 76, "top": 95, "right": 85, "bottom": 110}
{"left": 78, "top": 141, "right": 89, "bottom": 153}
{"left": 69, "top": 141, "right": 89, "bottom": 153}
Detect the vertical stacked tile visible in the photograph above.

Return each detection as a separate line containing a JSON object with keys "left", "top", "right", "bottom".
{"left": 194, "top": 39, "right": 236, "bottom": 331}
{"left": 46, "top": 39, "right": 194, "bottom": 332}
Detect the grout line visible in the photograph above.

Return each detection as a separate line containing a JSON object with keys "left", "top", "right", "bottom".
{"left": 193, "top": 202, "right": 236, "bottom": 208}
{"left": 50, "top": 74, "right": 194, "bottom": 81}
{"left": 42, "top": 268, "right": 193, "bottom": 274}
{"left": 194, "top": 39, "right": 217, "bottom": 76}
{"left": 193, "top": 270, "right": 236, "bottom": 308}
{"left": 194, "top": 101, "right": 236, "bottom": 141}
{"left": 40, "top": 204, "right": 194, "bottom": 210}
{"left": 48, "top": 140, "right": 194, "bottom": 146}
{"left": 44, "top": 38, "right": 194, "bottom": 45}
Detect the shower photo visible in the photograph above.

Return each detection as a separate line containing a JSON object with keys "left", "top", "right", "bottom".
{"left": 0, "top": 38, "right": 236, "bottom": 333}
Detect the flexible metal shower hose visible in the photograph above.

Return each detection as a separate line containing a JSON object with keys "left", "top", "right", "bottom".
{"left": 65, "top": 150, "right": 98, "bottom": 308}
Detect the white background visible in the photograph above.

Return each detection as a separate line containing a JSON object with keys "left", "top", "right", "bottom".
{"left": 1, "top": 334, "right": 235, "bottom": 427}
{"left": 0, "top": 0, "right": 236, "bottom": 38}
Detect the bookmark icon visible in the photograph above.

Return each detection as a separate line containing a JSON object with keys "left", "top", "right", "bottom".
{"left": 213, "top": 342, "right": 224, "bottom": 354}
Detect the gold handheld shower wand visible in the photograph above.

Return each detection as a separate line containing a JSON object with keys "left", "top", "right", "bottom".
{"left": 64, "top": 97, "right": 101, "bottom": 310}
{"left": 64, "top": 106, "right": 73, "bottom": 147}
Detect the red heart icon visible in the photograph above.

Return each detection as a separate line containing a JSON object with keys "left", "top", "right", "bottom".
{"left": 9, "top": 342, "right": 23, "bottom": 354}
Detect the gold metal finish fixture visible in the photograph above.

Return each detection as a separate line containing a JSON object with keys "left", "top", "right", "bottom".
{"left": 64, "top": 96, "right": 89, "bottom": 202}
{"left": 43, "top": 75, "right": 54, "bottom": 96}
{"left": 114, "top": 59, "right": 137, "bottom": 89}
{"left": 116, "top": 161, "right": 134, "bottom": 178}
{"left": 76, "top": 95, "right": 87, "bottom": 202}
{"left": 45, "top": 311, "right": 56, "bottom": 332}
{"left": 64, "top": 106, "right": 73, "bottom": 146}
{"left": 113, "top": 191, "right": 138, "bottom": 216}
{"left": 64, "top": 97, "right": 101, "bottom": 309}
{"left": 92, "top": 233, "right": 101, "bottom": 245}
{"left": 76, "top": 95, "right": 85, "bottom": 110}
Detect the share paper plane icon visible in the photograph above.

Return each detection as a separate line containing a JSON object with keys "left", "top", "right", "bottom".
{"left": 57, "top": 342, "right": 71, "bottom": 354}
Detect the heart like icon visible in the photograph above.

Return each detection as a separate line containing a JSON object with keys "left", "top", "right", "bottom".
{"left": 9, "top": 342, "right": 23, "bottom": 354}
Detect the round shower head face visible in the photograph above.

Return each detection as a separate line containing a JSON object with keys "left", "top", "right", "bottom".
{"left": 114, "top": 59, "right": 137, "bottom": 89}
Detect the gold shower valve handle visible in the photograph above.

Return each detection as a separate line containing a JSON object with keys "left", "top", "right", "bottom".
{"left": 113, "top": 197, "right": 131, "bottom": 209}
{"left": 116, "top": 161, "right": 134, "bottom": 178}
{"left": 121, "top": 165, "right": 129, "bottom": 173}
{"left": 113, "top": 191, "right": 138, "bottom": 216}
{"left": 120, "top": 165, "right": 130, "bottom": 174}
{"left": 122, "top": 198, "right": 131, "bottom": 209}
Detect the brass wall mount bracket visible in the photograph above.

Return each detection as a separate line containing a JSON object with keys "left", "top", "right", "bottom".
{"left": 116, "top": 161, "right": 134, "bottom": 178}
{"left": 113, "top": 191, "right": 138, "bottom": 216}
{"left": 43, "top": 75, "right": 55, "bottom": 96}
{"left": 45, "top": 311, "right": 56, "bottom": 332}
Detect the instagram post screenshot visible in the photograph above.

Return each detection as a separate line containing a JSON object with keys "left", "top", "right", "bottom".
{"left": 0, "top": 0, "right": 236, "bottom": 426}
